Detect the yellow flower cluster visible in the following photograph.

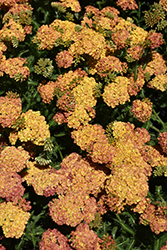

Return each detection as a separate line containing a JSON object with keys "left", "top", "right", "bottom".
{"left": 50, "top": 19, "right": 76, "bottom": 45}
{"left": 66, "top": 76, "right": 98, "bottom": 129}
{"left": 22, "top": 161, "right": 59, "bottom": 196}
{"left": 103, "top": 121, "right": 153, "bottom": 212}
{"left": 145, "top": 51, "right": 167, "bottom": 76}
{"left": 68, "top": 27, "right": 106, "bottom": 60}
{"left": 103, "top": 76, "right": 130, "bottom": 108}
{"left": 0, "top": 19, "right": 25, "bottom": 47}
{"left": 71, "top": 124, "right": 116, "bottom": 164}
{"left": 55, "top": 0, "right": 81, "bottom": 12}
{"left": 148, "top": 74, "right": 167, "bottom": 91}
{"left": 18, "top": 110, "right": 50, "bottom": 146}
{"left": 0, "top": 202, "right": 30, "bottom": 238}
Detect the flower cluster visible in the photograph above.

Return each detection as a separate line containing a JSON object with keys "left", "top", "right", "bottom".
{"left": 158, "top": 132, "right": 167, "bottom": 154}
{"left": 127, "top": 66, "right": 145, "bottom": 96}
{"left": 0, "top": 0, "right": 28, "bottom": 9}
{"left": 68, "top": 27, "right": 106, "bottom": 60}
{"left": 48, "top": 152, "right": 108, "bottom": 226}
{"left": 2, "top": 3, "right": 33, "bottom": 34}
{"left": 148, "top": 74, "right": 167, "bottom": 91}
{"left": 102, "top": 121, "right": 153, "bottom": 212}
{"left": 0, "top": 202, "right": 30, "bottom": 238}
{"left": 22, "top": 161, "right": 59, "bottom": 196}
{"left": 71, "top": 124, "right": 116, "bottom": 164}
{"left": 39, "top": 228, "right": 72, "bottom": 250}
{"left": 52, "top": 0, "right": 81, "bottom": 12}
{"left": 0, "top": 146, "right": 30, "bottom": 172}
{"left": 1, "top": 57, "right": 30, "bottom": 81}
{"left": 70, "top": 223, "right": 100, "bottom": 250}
{"left": 131, "top": 99, "right": 153, "bottom": 123}
{"left": 0, "top": 18, "right": 25, "bottom": 47}
{"left": 145, "top": 51, "right": 167, "bottom": 76}
{"left": 116, "top": 0, "right": 138, "bottom": 11}
{"left": 139, "top": 202, "right": 167, "bottom": 234}
{"left": 37, "top": 81, "right": 57, "bottom": 104}
{"left": 18, "top": 110, "right": 50, "bottom": 146}
{"left": 33, "top": 25, "right": 62, "bottom": 50}
{"left": 0, "top": 170, "right": 25, "bottom": 202}
{"left": 55, "top": 50, "right": 73, "bottom": 68}
{"left": 0, "top": 92, "right": 22, "bottom": 128}
{"left": 102, "top": 76, "right": 130, "bottom": 108}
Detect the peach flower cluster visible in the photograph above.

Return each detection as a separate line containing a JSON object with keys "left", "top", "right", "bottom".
{"left": 0, "top": 202, "right": 30, "bottom": 238}
{"left": 131, "top": 99, "right": 153, "bottom": 123}
{"left": 0, "top": 92, "right": 22, "bottom": 128}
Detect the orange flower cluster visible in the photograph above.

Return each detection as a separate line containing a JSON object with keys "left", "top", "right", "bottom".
{"left": 95, "top": 56, "right": 127, "bottom": 78}
{"left": 53, "top": 74, "right": 97, "bottom": 129}
{"left": 131, "top": 99, "right": 153, "bottom": 123}
{"left": 147, "top": 30, "right": 164, "bottom": 49}
{"left": 39, "top": 228, "right": 72, "bottom": 250}
{"left": 145, "top": 51, "right": 167, "bottom": 76}
{"left": 1, "top": 57, "right": 30, "bottom": 81}
{"left": 71, "top": 124, "right": 116, "bottom": 164}
{"left": 160, "top": 0, "right": 167, "bottom": 11}
{"left": 38, "top": 81, "right": 57, "bottom": 104}
{"left": 33, "top": 25, "right": 62, "bottom": 50}
{"left": 102, "top": 76, "right": 130, "bottom": 108}
{"left": 0, "top": 170, "right": 24, "bottom": 202}
{"left": 0, "top": 0, "right": 28, "bottom": 9}
{"left": 0, "top": 146, "right": 30, "bottom": 172}
{"left": 51, "top": 0, "right": 81, "bottom": 12}
{"left": 2, "top": 3, "right": 33, "bottom": 34}
{"left": 158, "top": 132, "right": 167, "bottom": 154}
{"left": 68, "top": 27, "right": 106, "bottom": 60}
{"left": 70, "top": 223, "right": 100, "bottom": 250}
{"left": 50, "top": 19, "right": 76, "bottom": 45}
{"left": 55, "top": 50, "right": 73, "bottom": 68}
{"left": 0, "top": 19, "right": 25, "bottom": 47}
{"left": 139, "top": 202, "right": 167, "bottom": 234}
{"left": 0, "top": 92, "right": 22, "bottom": 128}
{"left": 17, "top": 110, "right": 50, "bottom": 146}
{"left": 127, "top": 66, "right": 145, "bottom": 96}
{"left": 0, "top": 201, "right": 30, "bottom": 238}
{"left": 48, "top": 153, "right": 108, "bottom": 226}
{"left": 116, "top": 0, "right": 138, "bottom": 11}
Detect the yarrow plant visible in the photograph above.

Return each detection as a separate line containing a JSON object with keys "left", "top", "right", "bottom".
{"left": 1, "top": 0, "right": 167, "bottom": 249}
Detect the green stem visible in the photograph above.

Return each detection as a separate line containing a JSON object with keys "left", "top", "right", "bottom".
{"left": 55, "top": 140, "right": 63, "bottom": 161}
{"left": 115, "top": 213, "right": 135, "bottom": 236}
{"left": 152, "top": 109, "right": 164, "bottom": 126}
{"left": 150, "top": 125, "right": 160, "bottom": 133}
